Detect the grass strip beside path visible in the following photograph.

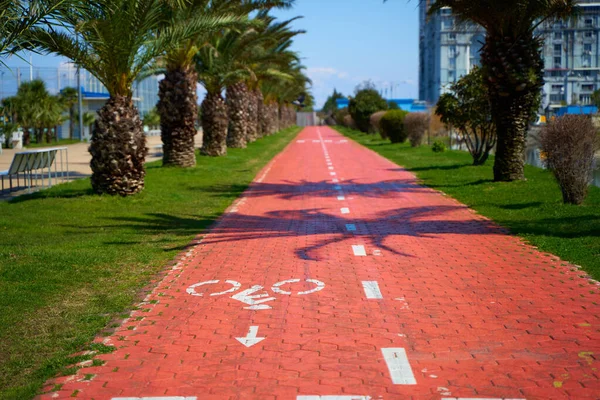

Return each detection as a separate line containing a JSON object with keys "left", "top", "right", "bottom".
{"left": 23, "top": 138, "right": 82, "bottom": 149}
{"left": 0, "top": 126, "right": 301, "bottom": 399}
{"left": 335, "top": 126, "right": 600, "bottom": 281}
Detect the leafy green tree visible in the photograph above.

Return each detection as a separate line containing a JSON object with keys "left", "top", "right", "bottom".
{"left": 322, "top": 89, "right": 344, "bottom": 115}
{"left": 436, "top": 67, "right": 496, "bottom": 165}
{"left": 348, "top": 84, "right": 388, "bottom": 133}
{"left": 30, "top": 0, "right": 218, "bottom": 195}
{"left": 387, "top": 101, "right": 400, "bottom": 110}
{"left": 428, "top": 0, "right": 577, "bottom": 181}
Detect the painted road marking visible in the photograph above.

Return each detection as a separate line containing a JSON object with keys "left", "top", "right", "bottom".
{"left": 346, "top": 224, "right": 356, "bottom": 231}
{"left": 441, "top": 399, "right": 526, "bottom": 400}
{"left": 298, "top": 397, "right": 371, "bottom": 400}
{"left": 296, "top": 140, "right": 305, "bottom": 143}
{"left": 332, "top": 178, "right": 339, "bottom": 183}
{"left": 352, "top": 245, "right": 367, "bottom": 256}
{"left": 271, "top": 279, "right": 326, "bottom": 295}
{"left": 381, "top": 348, "right": 417, "bottom": 385}
{"left": 329, "top": 166, "right": 334, "bottom": 170}
{"left": 362, "top": 281, "right": 383, "bottom": 299}
{"left": 113, "top": 397, "right": 198, "bottom": 400}
{"left": 337, "top": 195, "right": 345, "bottom": 201}
{"left": 324, "top": 140, "right": 333, "bottom": 143}
{"left": 231, "top": 285, "right": 276, "bottom": 310}
{"left": 341, "top": 208, "right": 350, "bottom": 214}
{"left": 313, "top": 140, "right": 320, "bottom": 143}
{"left": 330, "top": 172, "right": 337, "bottom": 176}
{"left": 235, "top": 326, "right": 265, "bottom": 347}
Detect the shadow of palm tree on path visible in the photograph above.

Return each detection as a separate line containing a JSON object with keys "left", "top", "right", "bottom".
{"left": 202, "top": 206, "right": 503, "bottom": 261}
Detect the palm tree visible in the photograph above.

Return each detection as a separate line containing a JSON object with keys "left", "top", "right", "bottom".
{"left": 13, "top": 79, "right": 49, "bottom": 145}
{"left": 29, "top": 0, "right": 228, "bottom": 195}
{"left": 260, "top": 61, "right": 309, "bottom": 134}
{"left": 428, "top": 0, "right": 577, "bottom": 181}
{"left": 156, "top": 0, "right": 271, "bottom": 167}
{"left": 59, "top": 87, "right": 78, "bottom": 139}
{"left": 232, "top": 12, "right": 303, "bottom": 144}
{"left": 0, "top": 0, "right": 73, "bottom": 60}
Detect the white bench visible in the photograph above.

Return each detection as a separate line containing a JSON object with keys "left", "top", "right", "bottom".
{"left": 1, "top": 147, "right": 69, "bottom": 193}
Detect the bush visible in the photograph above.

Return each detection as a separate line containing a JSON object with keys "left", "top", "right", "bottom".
{"left": 333, "top": 107, "right": 349, "bottom": 126}
{"left": 342, "top": 114, "right": 357, "bottom": 130}
{"left": 388, "top": 101, "right": 400, "bottom": 110}
{"left": 540, "top": 115, "right": 599, "bottom": 205}
{"left": 369, "top": 111, "right": 387, "bottom": 136}
{"left": 380, "top": 110, "right": 409, "bottom": 143}
{"left": 432, "top": 140, "right": 447, "bottom": 153}
{"left": 348, "top": 88, "right": 388, "bottom": 133}
{"left": 405, "top": 112, "right": 429, "bottom": 147}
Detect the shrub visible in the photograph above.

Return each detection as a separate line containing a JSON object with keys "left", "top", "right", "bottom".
{"left": 540, "top": 115, "right": 599, "bottom": 205}
{"left": 432, "top": 140, "right": 447, "bottom": 153}
{"left": 380, "top": 110, "right": 409, "bottom": 143}
{"left": 342, "top": 114, "right": 357, "bottom": 130}
{"left": 348, "top": 88, "right": 388, "bottom": 133}
{"left": 405, "top": 112, "right": 429, "bottom": 147}
{"left": 333, "top": 107, "right": 349, "bottom": 126}
{"left": 388, "top": 101, "right": 400, "bottom": 110}
{"left": 370, "top": 111, "right": 387, "bottom": 136}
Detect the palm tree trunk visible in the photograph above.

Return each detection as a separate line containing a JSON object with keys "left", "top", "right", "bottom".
{"left": 482, "top": 34, "right": 544, "bottom": 182}
{"left": 69, "top": 107, "right": 74, "bottom": 140}
{"left": 23, "top": 128, "right": 31, "bottom": 145}
{"left": 157, "top": 66, "right": 198, "bottom": 167}
{"left": 246, "top": 89, "right": 259, "bottom": 143}
{"left": 89, "top": 95, "right": 147, "bottom": 195}
{"left": 268, "top": 103, "right": 278, "bottom": 134}
{"left": 200, "top": 91, "right": 228, "bottom": 157}
{"left": 226, "top": 82, "right": 248, "bottom": 149}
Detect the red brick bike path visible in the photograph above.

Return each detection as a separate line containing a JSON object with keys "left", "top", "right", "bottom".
{"left": 42, "top": 126, "right": 600, "bottom": 400}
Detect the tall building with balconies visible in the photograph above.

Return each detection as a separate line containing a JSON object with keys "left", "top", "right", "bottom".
{"left": 420, "top": 0, "right": 600, "bottom": 114}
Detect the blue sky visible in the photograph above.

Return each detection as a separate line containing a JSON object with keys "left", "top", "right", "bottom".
{"left": 273, "top": 0, "right": 420, "bottom": 107}
{"left": 2, "top": 0, "right": 419, "bottom": 109}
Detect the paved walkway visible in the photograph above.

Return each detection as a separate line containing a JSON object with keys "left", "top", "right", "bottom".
{"left": 42, "top": 127, "right": 600, "bottom": 400}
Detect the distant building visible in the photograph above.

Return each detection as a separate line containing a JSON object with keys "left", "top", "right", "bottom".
{"left": 335, "top": 98, "right": 427, "bottom": 113}
{"left": 419, "top": 0, "right": 600, "bottom": 115}
{"left": 0, "top": 62, "right": 159, "bottom": 140}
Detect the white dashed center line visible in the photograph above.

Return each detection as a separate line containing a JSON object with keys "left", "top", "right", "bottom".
{"left": 341, "top": 208, "right": 350, "bottom": 214}
{"left": 362, "top": 281, "right": 383, "bottom": 299}
{"left": 381, "top": 348, "right": 417, "bottom": 385}
{"left": 352, "top": 245, "right": 366, "bottom": 256}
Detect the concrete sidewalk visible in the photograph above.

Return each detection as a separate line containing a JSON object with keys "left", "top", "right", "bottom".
{"left": 40, "top": 126, "right": 600, "bottom": 399}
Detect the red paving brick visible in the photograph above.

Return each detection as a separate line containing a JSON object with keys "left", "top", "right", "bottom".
{"left": 40, "top": 126, "right": 600, "bottom": 400}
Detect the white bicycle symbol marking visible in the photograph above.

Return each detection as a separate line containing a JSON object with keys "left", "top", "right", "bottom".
{"left": 186, "top": 278, "right": 326, "bottom": 310}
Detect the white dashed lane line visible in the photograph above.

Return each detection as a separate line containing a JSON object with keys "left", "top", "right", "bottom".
{"left": 352, "top": 245, "right": 367, "bottom": 256}
{"left": 381, "top": 348, "right": 417, "bottom": 385}
{"left": 362, "top": 281, "right": 383, "bottom": 299}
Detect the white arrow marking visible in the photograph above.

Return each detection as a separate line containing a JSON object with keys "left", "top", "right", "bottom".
{"left": 362, "top": 281, "right": 383, "bottom": 299}
{"left": 231, "top": 285, "right": 276, "bottom": 310}
{"left": 235, "top": 326, "right": 265, "bottom": 347}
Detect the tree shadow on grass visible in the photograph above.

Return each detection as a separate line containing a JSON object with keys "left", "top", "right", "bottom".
{"left": 407, "top": 163, "right": 472, "bottom": 172}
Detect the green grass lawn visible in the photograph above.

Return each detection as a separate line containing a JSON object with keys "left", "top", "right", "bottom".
{"left": 24, "top": 138, "right": 82, "bottom": 149}
{"left": 0, "top": 126, "right": 300, "bottom": 399}
{"left": 335, "top": 126, "right": 600, "bottom": 280}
